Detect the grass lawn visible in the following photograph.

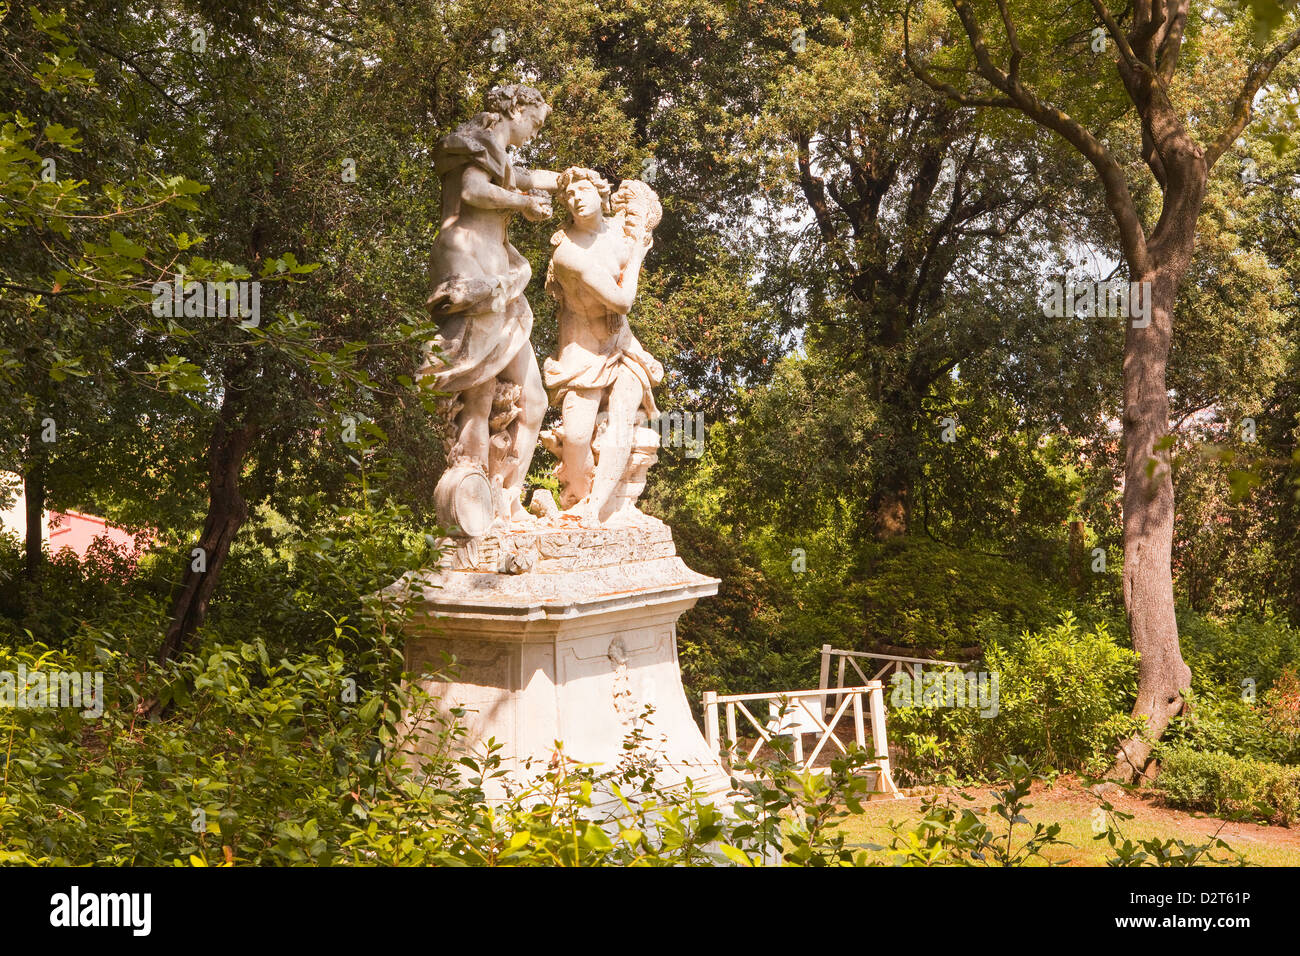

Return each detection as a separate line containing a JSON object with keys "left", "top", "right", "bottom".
{"left": 829, "top": 776, "right": 1300, "bottom": 866}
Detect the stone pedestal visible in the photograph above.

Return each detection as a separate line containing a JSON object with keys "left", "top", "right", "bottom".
{"left": 398, "top": 516, "right": 730, "bottom": 799}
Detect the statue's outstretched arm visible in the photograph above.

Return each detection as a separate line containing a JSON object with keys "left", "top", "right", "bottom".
{"left": 461, "top": 166, "right": 548, "bottom": 216}
{"left": 517, "top": 168, "right": 559, "bottom": 193}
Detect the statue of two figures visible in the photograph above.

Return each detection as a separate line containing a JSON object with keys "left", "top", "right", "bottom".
{"left": 421, "top": 85, "right": 664, "bottom": 542}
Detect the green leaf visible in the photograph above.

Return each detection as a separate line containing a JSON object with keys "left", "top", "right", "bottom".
{"left": 718, "top": 844, "right": 755, "bottom": 866}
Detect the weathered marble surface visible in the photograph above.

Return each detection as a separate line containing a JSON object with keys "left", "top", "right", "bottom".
{"left": 420, "top": 85, "right": 560, "bottom": 532}
{"left": 398, "top": 522, "right": 729, "bottom": 800}
{"left": 430, "top": 510, "right": 676, "bottom": 575}
{"left": 405, "top": 92, "right": 727, "bottom": 804}
{"left": 539, "top": 169, "right": 665, "bottom": 526}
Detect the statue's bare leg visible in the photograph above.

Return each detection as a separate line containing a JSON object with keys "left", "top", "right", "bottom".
{"left": 495, "top": 343, "right": 548, "bottom": 515}
{"left": 559, "top": 387, "right": 600, "bottom": 507}
{"left": 454, "top": 379, "right": 494, "bottom": 466}
{"left": 585, "top": 370, "right": 641, "bottom": 522}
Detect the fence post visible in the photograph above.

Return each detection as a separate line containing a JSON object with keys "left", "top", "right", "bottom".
{"left": 818, "top": 643, "right": 832, "bottom": 717}
{"left": 703, "top": 691, "right": 718, "bottom": 756}
{"left": 835, "top": 656, "right": 847, "bottom": 716}
{"left": 852, "top": 690, "right": 866, "bottom": 752}
{"left": 868, "top": 681, "right": 899, "bottom": 795}
{"left": 725, "top": 702, "right": 738, "bottom": 764}
{"left": 868, "top": 682, "right": 889, "bottom": 760}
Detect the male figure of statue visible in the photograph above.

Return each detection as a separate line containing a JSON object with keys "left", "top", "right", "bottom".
{"left": 542, "top": 167, "right": 663, "bottom": 525}
{"left": 421, "top": 85, "right": 558, "bottom": 528}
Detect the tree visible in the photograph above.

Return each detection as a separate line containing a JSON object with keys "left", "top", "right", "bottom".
{"left": 906, "top": 0, "right": 1300, "bottom": 778}
{"left": 0, "top": 5, "right": 204, "bottom": 588}
{"left": 751, "top": 9, "right": 1088, "bottom": 538}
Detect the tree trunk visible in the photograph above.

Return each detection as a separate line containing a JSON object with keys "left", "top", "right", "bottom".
{"left": 1109, "top": 260, "right": 1195, "bottom": 781}
{"left": 156, "top": 410, "right": 259, "bottom": 665}
{"left": 1068, "top": 519, "right": 1084, "bottom": 593}
{"left": 870, "top": 389, "right": 920, "bottom": 540}
{"left": 904, "top": 0, "right": 1300, "bottom": 784}
{"left": 22, "top": 450, "right": 44, "bottom": 580}
{"left": 872, "top": 486, "right": 909, "bottom": 539}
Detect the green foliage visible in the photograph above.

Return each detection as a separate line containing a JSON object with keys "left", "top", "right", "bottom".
{"left": 1161, "top": 688, "right": 1300, "bottom": 765}
{"left": 4, "top": 0, "right": 1300, "bottom": 869}
{"left": 723, "top": 739, "right": 885, "bottom": 867}
{"left": 1176, "top": 608, "right": 1300, "bottom": 695}
{"left": 890, "top": 615, "right": 1142, "bottom": 782}
{"left": 0, "top": 634, "right": 448, "bottom": 865}
{"left": 1263, "top": 665, "right": 1300, "bottom": 744}
{"left": 854, "top": 539, "right": 1069, "bottom": 655}
{"left": 886, "top": 758, "right": 1066, "bottom": 866}
{"left": 983, "top": 616, "right": 1142, "bottom": 774}
{"left": 686, "top": 529, "right": 1071, "bottom": 683}
{"left": 883, "top": 758, "right": 1247, "bottom": 868}
{"left": 0, "top": 475, "right": 887, "bottom": 868}
{"left": 0, "top": 532, "right": 158, "bottom": 650}
{"left": 666, "top": 499, "right": 1080, "bottom": 709}
{"left": 0, "top": 630, "right": 892, "bottom": 867}
{"left": 1093, "top": 799, "right": 1246, "bottom": 867}
{"left": 658, "top": 511, "right": 817, "bottom": 709}
{"left": 1155, "top": 745, "right": 1300, "bottom": 826}
{"left": 0, "top": 471, "right": 443, "bottom": 864}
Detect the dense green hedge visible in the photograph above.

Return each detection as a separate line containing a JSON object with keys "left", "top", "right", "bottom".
{"left": 1157, "top": 746, "right": 1300, "bottom": 826}
{"left": 834, "top": 537, "right": 1072, "bottom": 656}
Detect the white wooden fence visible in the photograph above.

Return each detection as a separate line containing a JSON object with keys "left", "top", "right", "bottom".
{"left": 818, "top": 644, "right": 964, "bottom": 718}
{"left": 701, "top": 683, "right": 901, "bottom": 797}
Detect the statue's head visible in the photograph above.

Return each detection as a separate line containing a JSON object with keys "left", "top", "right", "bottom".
{"left": 483, "top": 85, "right": 550, "bottom": 146}
{"left": 556, "top": 167, "right": 611, "bottom": 225}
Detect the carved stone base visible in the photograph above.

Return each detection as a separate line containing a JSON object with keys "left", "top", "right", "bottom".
{"left": 397, "top": 520, "right": 729, "bottom": 800}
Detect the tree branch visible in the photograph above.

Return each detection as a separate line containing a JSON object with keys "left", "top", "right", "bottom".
{"left": 1206, "top": 24, "right": 1300, "bottom": 169}
{"left": 912, "top": 0, "right": 1151, "bottom": 274}
{"left": 902, "top": 6, "right": 1014, "bottom": 108}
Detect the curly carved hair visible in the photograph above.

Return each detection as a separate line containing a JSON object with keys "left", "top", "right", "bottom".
{"left": 610, "top": 179, "right": 662, "bottom": 236}
{"left": 482, "top": 85, "right": 549, "bottom": 124}
{"left": 546, "top": 168, "right": 613, "bottom": 309}
{"left": 555, "top": 167, "right": 612, "bottom": 217}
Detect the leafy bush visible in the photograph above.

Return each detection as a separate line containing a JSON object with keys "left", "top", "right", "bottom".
{"left": 886, "top": 758, "right": 1067, "bottom": 866}
{"left": 1177, "top": 608, "right": 1300, "bottom": 695}
{"left": 1263, "top": 665, "right": 1300, "bottom": 747}
{"left": 890, "top": 614, "right": 1142, "bottom": 781}
{"left": 1161, "top": 687, "right": 1300, "bottom": 765}
{"left": 1156, "top": 745, "right": 1300, "bottom": 825}
{"left": 984, "top": 615, "right": 1141, "bottom": 773}
{"left": 0, "top": 634, "right": 441, "bottom": 865}
{"left": 1094, "top": 797, "right": 1245, "bottom": 866}
{"left": 0, "top": 626, "right": 897, "bottom": 866}
{"left": 883, "top": 758, "right": 1242, "bottom": 867}
{"left": 696, "top": 533, "right": 1076, "bottom": 702}
{"left": 0, "top": 487, "right": 448, "bottom": 865}
{"left": 0, "top": 533, "right": 165, "bottom": 656}
{"left": 0, "top": 487, "right": 894, "bottom": 867}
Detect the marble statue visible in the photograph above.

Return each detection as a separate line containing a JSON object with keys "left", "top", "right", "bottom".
{"left": 421, "top": 85, "right": 558, "bottom": 536}
{"left": 539, "top": 168, "right": 664, "bottom": 525}
{"left": 401, "top": 99, "right": 731, "bottom": 805}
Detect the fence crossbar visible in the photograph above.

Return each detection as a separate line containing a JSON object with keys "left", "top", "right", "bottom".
{"left": 700, "top": 682, "right": 902, "bottom": 798}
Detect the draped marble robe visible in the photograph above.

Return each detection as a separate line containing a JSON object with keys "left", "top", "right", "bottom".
{"left": 422, "top": 122, "right": 536, "bottom": 398}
